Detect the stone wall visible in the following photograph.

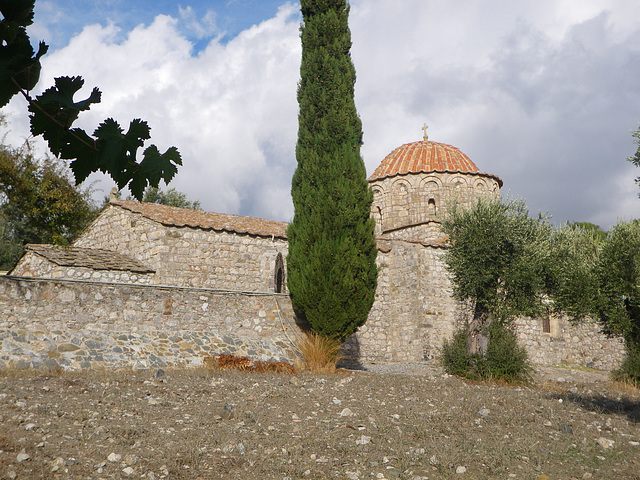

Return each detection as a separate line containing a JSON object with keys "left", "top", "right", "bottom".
{"left": 514, "top": 315, "right": 625, "bottom": 371}
{"left": 348, "top": 239, "right": 626, "bottom": 371}
{"left": 349, "top": 239, "right": 471, "bottom": 363}
{"left": 0, "top": 276, "right": 301, "bottom": 371}
{"left": 73, "top": 205, "right": 288, "bottom": 293}
{"left": 1, "top": 248, "right": 627, "bottom": 372}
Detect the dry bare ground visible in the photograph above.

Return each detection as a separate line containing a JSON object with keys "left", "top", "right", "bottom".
{"left": 1, "top": 364, "right": 639, "bottom": 480}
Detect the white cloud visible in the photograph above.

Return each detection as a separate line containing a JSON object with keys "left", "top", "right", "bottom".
{"left": 3, "top": 0, "right": 640, "bottom": 228}
{"left": 349, "top": 0, "right": 640, "bottom": 227}
{"left": 2, "top": 3, "right": 301, "bottom": 220}
{"left": 178, "top": 6, "right": 219, "bottom": 39}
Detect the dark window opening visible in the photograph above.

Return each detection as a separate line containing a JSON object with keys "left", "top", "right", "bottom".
{"left": 274, "top": 253, "right": 285, "bottom": 293}
{"left": 427, "top": 198, "right": 436, "bottom": 215}
{"left": 542, "top": 316, "right": 551, "bottom": 333}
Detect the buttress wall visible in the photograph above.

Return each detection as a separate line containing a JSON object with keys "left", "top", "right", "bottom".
{"left": 345, "top": 239, "right": 471, "bottom": 363}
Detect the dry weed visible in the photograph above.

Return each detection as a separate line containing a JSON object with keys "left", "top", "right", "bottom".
{"left": 295, "top": 332, "right": 343, "bottom": 373}
{"left": 203, "top": 354, "right": 295, "bottom": 374}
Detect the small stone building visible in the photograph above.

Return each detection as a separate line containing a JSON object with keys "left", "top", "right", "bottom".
{"left": 12, "top": 200, "right": 290, "bottom": 293}
{"left": 4, "top": 133, "right": 625, "bottom": 370}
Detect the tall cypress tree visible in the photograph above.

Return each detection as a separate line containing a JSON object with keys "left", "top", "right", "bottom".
{"left": 287, "top": 0, "right": 378, "bottom": 341}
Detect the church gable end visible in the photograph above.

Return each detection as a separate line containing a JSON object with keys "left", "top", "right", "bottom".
{"left": 72, "top": 200, "right": 289, "bottom": 293}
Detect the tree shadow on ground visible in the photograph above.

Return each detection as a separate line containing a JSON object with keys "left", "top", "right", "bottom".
{"left": 337, "top": 334, "right": 365, "bottom": 371}
{"left": 549, "top": 392, "right": 640, "bottom": 423}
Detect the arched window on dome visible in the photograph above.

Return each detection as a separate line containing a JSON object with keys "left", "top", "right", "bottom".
{"left": 274, "top": 253, "right": 285, "bottom": 293}
{"left": 475, "top": 179, "right": 487, "bottom": 191}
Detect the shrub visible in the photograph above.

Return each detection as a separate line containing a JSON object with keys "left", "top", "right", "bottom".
{"left": 441, "top": 322, "right": 532, "bottom": 383}
{"left": 613, "top": 338, "right": 640, "bottom": 386}
{"left": 440, "top": 328, "right": 473, "bottom": 378}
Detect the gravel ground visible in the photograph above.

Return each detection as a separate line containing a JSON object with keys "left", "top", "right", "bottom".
{"left": 1, "top": 363, "right": 639, "bottom": 480}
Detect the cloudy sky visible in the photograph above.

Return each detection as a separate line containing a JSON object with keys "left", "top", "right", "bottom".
{"left": 3, "top": 0, "right": 640, "bottom": 228}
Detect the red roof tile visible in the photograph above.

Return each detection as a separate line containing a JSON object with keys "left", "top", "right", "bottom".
{"left": 111, "top": 200, "right": 288, "bottom": 239}
{"left": 369, "top": 140, "right": 502, "bottom": 186}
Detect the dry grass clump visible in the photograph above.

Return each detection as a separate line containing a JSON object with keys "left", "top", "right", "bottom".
{"left": 203, "top": 354, "right": 295, "bottom": 374}
{"left": 611, "top": 378, "right": 640, "bottom": 395}
{"left": 295, "top": 332, "right": 343, "bottom": 374}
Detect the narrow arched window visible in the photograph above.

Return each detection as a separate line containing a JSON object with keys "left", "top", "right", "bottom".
{"left": 274, "top": 253, "right": 285, "bottom": 293}
{"left": 427, "top": 198, "right": 436, "bottom": 216}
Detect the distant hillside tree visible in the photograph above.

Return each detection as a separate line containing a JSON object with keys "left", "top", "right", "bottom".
{"left": 567, "top": 221, "right": 607, "bottom": 243}
{"left": 0, "top": 143, "right": 97, "bottom": 269}
{"left": 141, "top": 187, "right": 201, "bottom": 210}
{"left": 286, "top": 0, "right": 378, "bottom": 341}
{"left": 104, "top": 186, "right": 201, "bottom": 210}
{"left": 629, "top": 125, "right": 640, "bottom": 194}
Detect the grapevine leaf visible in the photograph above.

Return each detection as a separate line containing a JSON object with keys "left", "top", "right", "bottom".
{"left": 141, "top": 144, "right": 182, "bottom": 185}
{"left": 0, "top": 29, "right": 47, "bottom": 106}
{"left": 29, "top": 76, "right": 101, "bottom": 156}
{"left": 93, "top": 118, "right": 128, "bottom": 175}
{"left": 0, "top": 0, "right": 35, "bottom": 27}
{"left": 93, "top": 118, "right": 149, "bottom": 178}
{"left": 1, "top": 1, "right": 183, "bottom": 195}
{"left": 125, "top": 169, "right": 147, "bottom": 200}
{"left": 121, "top": 145, "right": 183, "bottom": 200}
{"left": 65, "top": 129, "right": 99, "bottom": 184}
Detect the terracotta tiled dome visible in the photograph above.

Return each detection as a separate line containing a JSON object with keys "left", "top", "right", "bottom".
{"left": 369, "top": 140, "right": 502, "bottom": 186}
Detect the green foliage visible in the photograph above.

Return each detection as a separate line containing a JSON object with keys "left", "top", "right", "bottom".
{"left": 442, "top": 196, "right": 553, "bottom": 322}
{"left": 0, "top": 1, "right": 181, "bottom": 199}
{"left": 0, "top": 213, "right": 23, "bottom": 270}
{"left": 0, "top": 142, "right": 98, "bottom": 269}
{"left": 593, "top": 220, "right": 640, "bottom": 342}
{"left": 545, "top": 224, "right": 601, "bottom": 320}
{"left": 439, "top": 328, "right": 473, "bottom": 378}
{"left": 441, "top": 322, "right": 532, "bottom": 383}
{"left": 567, "top": 221, "right": 607, "bottom": 243}
{"left": 612, "top": 338, "right": 640, "bottom": 385}
{"left": 629, "top": 126, "right": 640, "bottom": 194}
{"left": 554, "top": 219, "right": 640, "bottom": 380}
{"left": 141, "top": 186, "right": 201, "bottom": 210}
{"left": 286, "top": 0, "right": 378, "bottom": 341}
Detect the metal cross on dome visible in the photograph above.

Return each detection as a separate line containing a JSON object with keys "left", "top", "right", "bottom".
{"left": 422, "top": 123, "right": 429, "bottom": 141}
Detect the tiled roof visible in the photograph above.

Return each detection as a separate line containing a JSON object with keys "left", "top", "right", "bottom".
{"left": 24, "top": 244, "right": 154, "bottom": 273}
{"left": 369, "top": 140, "right": 503, "bottom": 186}
{"left": 111, "top": 199, "right": 289, "bottom": 239}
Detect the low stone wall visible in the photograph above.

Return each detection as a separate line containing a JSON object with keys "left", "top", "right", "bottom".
{"left": 0, "top": 276, "right": 301, "bottom": 371}
{"left": 514, "top": 315, "right": 625, "bottom": 371}
{"left": 0, "top": 274, "right": 628, "bottom": 372}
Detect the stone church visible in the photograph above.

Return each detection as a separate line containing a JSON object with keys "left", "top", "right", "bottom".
{"left": 2, "top": 132, "right": 624, "bottom": 370}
